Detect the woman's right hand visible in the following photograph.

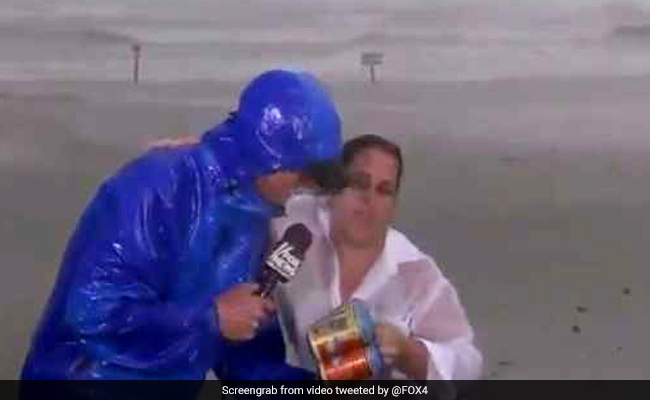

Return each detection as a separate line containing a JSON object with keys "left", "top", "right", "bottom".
{"left": 215, "top": 283, "right": 275, "bottom": 341}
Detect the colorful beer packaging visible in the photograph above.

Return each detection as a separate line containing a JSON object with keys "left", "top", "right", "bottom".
{"left": 307, "top": 300, "right": 384, "bottom": 380}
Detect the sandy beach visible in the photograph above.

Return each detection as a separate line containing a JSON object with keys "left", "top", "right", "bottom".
{"left": 1, "top": 74, "right": 649, "bottom": 380}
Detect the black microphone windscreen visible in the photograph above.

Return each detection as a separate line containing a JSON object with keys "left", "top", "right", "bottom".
{"left": 281, "top": 223, "right": 312, "bottom": 255}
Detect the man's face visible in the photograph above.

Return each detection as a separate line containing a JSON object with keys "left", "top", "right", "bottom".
{"left": 255, "top": 171, "right": 305, "bottom": 206}
{"left": 330, "top": 148, "right": 399, "bottom": 248}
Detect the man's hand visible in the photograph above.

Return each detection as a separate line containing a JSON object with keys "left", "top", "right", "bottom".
{"left": 375, "top": 323, "right": 429, "bottom": 380}
{"left": 375, "top": 323, "right": 409, "bottom": 370}
{"left": 215, "top": 283, "right": 275, "bottom": 341}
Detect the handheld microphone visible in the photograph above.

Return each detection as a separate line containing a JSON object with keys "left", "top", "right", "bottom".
{"left": 256, "top": 223, "right": 312, "bottom": 298}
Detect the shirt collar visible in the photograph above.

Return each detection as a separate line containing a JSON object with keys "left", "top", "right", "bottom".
{"left": 316, "top": 200, "right": 423, "bottom": 268}
{"left": 314, "top": 199, "right": 424, "bottom": 301}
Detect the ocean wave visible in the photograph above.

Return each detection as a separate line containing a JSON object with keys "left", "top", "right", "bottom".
{"left": 611, "top": 24, "right": 650, "bottom": 41}
{"left": 76, "top": 28, "right": 136, "bottom": 44}
{"left": 0, "top": 24, "right": 137, "bottom": 45}
{"left": 0, "top": 90, "right": 81, "bottom": 103}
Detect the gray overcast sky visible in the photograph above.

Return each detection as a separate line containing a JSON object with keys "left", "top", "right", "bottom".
{"left": 0, "top": 0, "right": 647, "bottom": 18}
{"left": 0, "top": 0, "right": 646, "bottom": 8}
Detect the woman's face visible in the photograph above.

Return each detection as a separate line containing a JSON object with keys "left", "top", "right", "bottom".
{"left": 330, "top": 148, "right": 399, "bottom": 248}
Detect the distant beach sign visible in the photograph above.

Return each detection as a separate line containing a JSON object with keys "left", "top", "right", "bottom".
{"left": 131, "top": 43, "right": 142, "bottom": 84}
{"left": 361, "top": 51, "right": 383, "bottom": 84}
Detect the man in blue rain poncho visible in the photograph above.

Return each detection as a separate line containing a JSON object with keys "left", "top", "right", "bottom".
{"left": 20, "top": 70, "right": 344, "bottom": 388}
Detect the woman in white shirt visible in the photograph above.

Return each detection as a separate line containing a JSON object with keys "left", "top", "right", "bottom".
{"left": 273, "top": 134, "right": 483, "bottom": 382}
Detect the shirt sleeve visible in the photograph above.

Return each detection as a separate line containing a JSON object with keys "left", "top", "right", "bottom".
{"left": 405, "top": 259, "right": 483, "bottom": 381}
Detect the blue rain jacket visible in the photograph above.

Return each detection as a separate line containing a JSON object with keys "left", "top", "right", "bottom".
{"left": 21, "top": 70, "right": 340, "bottom": 381}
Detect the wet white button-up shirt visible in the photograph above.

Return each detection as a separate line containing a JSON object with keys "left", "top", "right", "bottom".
{"left": 272, "top": 195, "right": 483, "bottom": 381}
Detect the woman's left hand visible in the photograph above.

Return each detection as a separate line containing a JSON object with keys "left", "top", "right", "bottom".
{"left": 375, "top": 323, "right": 409, "bottom": 370}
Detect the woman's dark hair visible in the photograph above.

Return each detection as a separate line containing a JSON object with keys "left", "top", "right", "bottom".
{"left": 342, "top": 134, "right": 404, "bottom": 191}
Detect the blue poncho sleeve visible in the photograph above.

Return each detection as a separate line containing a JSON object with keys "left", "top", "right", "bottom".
{"left": 50, "top": 152, "right": 220, "bottom": 378}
